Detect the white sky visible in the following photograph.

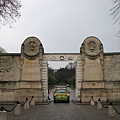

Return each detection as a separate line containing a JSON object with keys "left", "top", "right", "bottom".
{"left": 0, "top": 0, "right": 120, "bottom": 68}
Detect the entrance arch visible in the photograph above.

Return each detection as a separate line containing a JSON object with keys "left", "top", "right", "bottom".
{"left": 19, "top": 36, "right": 82, "bottom": 103}
{"left": 42, "top": 53, "right": 82, "bottom": 102}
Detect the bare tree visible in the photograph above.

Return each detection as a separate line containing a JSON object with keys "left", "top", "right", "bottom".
{"left": 110, "top": 0, "right": 120, "bottom": 35}
{"left": 65, "top": 62, "right": 76, "bottom": 69}
{"left": 0, "top": 46, "right": 6, "bottom": 53}
{"left": 0, "top": 0, "right": 21, "bottom": 26}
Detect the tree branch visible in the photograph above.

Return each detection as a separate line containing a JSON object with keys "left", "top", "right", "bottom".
{"left": 0, "top": 0, "right": 21, "bottom": 26}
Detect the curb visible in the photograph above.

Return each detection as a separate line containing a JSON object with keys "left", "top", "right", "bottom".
{"left": 36, "top": 100, "right": 53, "bottom": 105}
{"left": 71, "top": 99, "right": 90, "bottom": 105}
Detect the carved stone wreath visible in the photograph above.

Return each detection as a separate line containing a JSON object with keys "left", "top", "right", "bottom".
{"left": 82, "top": 37, "right": 103, "bottom": 60}
{"left": 23, "top": 41, "right": 39, "bottom": 60}
{"left": 27, "top": 41, "right": 37, "bottom": 52}
{"left": 21, "top": 37, "right": 42, "bottom": 60}
{"left": 88, "top": 41, "right": 96, "bottom": 52}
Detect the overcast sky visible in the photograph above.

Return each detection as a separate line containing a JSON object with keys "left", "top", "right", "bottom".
{"left": 0, "top": 0, "right": 120, "bottom": 68}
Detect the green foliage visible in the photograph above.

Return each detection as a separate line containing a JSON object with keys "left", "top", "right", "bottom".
{"left": 48, "top": 62, "right": 75, "bottom": 87}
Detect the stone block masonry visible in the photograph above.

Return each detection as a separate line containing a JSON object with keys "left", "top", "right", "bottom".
{"left": 0, "top": 36, "right": 120, "bottom": 103}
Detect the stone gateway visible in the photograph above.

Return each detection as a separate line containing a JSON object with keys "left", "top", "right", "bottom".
{"left": 0, "top": 36, "right": 120, "bottom": 103}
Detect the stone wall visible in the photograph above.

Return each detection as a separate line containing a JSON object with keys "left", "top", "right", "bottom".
{"left": 80, "top": 36, "right": 106, "bottom": 102}
{"left": 19, "top": 37, "right": 44, "bottom": 103}
{"left": 0, "top": 54, "right": 20, "bottom": 103}
{"left": 104, "top": 53, "right": 120, "bottom": 102}
{"left": 0, "top": 37, "right": 45, "bottom": 103}
{"left": 0, "top": 54, "right": 20, "bottom": 81}
{"left": 80, "top": 36, "right": 120, "bottom": 102}
{"left": 0, "top": 36, "right": 120, "bottom": 103}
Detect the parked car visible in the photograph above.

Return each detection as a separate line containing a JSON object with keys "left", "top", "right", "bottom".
{"left": 53, "top": 86, "right": 70, "bottom": 103}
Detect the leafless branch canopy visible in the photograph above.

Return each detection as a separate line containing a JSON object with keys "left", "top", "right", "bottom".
{"left": 110, "top": 0, "right": 120, "bottom": 36}
{"left": 110, "top": 0, "right": 120, "bottom": 24}
{"left": 0, "top": 0, "right": 21, "bottom": 25}
{"left": 0, "top": 46, "right": 6, "bottom": 53}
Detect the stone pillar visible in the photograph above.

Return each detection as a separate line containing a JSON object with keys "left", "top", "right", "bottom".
{"left": 108, "top": 103, "right": 115, "bottom": 117}
{"left": 80, "top": 36, "right": 106, "bottom": 102}
{"left": 90, "top": 97, "right": 95, "bottom": 105}
{"left": 0, "top": 111, "right": 7, "bottom": 120}
{"left": 14, "top": 102, "right": 21, "bottom": 115}
{"left": 24, "top": 100, "right": 30, "bottom": 109}
{"left": 19, "top": 37, "right": 44, "bottom": 103}
{"left": 75, "top": 60, "right": 82, "bottom": 102}
{"left": 97, "top": 98, "right": 102, "bottom": 110}
{"left": 41, "top": 61, "right": 48, "bottom": 102}
{"left": 30, "top": 97, "right": 35, "bottom": 105}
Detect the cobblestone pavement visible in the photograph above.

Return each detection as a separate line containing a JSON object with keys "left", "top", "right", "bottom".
{"left": 4, "top": 102, "right": 120, "bottom": 120}
{"left": 1, "top": 88, "right": 120, "bottom": 120}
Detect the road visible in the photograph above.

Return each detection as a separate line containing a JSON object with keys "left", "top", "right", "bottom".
{"left": 6, "top": 87, "right": 120, "bottom": 120}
